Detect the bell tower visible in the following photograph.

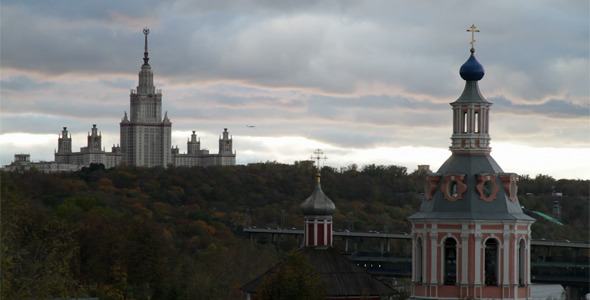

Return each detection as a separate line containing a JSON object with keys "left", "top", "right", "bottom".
{"left": 408, "top": 26, "right": 534, "bottom": 300}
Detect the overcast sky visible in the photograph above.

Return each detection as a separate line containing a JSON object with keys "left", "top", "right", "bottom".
{"left": 1, "top": 0, "right": 589, "bottom": 179}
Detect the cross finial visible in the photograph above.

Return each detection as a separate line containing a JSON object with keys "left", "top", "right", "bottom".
{"left": 467, "top": 24, "right": 479, "bottom": 53}
{"left": 310, "top": 149, "right": 327, "bottom": 182}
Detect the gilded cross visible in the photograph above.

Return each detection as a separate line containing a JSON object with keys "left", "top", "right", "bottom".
{"left": 467, "top": 24, "right": 479, "bottom": 49}
{"left": 310, "top": 149, "right": 327, "bottom": 181}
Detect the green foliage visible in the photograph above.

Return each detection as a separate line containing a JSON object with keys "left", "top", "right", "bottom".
{"left": 1, "top": 176, "right": 85, "bottom": 299}
{"left": 258, "top": 251, "right": 326, "bottom": 300}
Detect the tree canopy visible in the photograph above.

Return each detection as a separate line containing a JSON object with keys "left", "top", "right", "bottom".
{"left": 1, "top": 163, "right": 587, "bottom": 299}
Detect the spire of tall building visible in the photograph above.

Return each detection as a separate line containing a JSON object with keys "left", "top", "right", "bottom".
{"left": 121, "top": 28, "right": 171, "bottom": 167}
{"left": 143, "top": 27, "right": 150, "bottom": 66}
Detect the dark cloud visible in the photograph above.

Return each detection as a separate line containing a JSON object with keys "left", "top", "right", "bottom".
{"left": 490, "top": 96, "right": 589, "bottom": 119}
{"left": 1, "top": 75, "right": 54, "bottom": 91}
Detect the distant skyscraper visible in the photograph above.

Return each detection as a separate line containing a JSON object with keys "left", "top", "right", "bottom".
{"left": 120, "top": 28, "right": 172, "bottom": 167}
{"left": 5, "top": 28, "right": 236, "bottom": 172}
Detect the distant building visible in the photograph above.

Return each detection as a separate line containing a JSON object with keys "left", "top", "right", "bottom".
{"left": 119, "top": 27, "right": 172, "bottom": 167}
{"left": 407, "top": 27, "right": 535, "bottom": 300}
{"left": 417, "top": 165, "right": 431, "bottom": 173}
{"left": 5, "top": 153, "right": 82, "bottom": 173}
{"left": 4, "top": 28, "right": 235, "bottom": 172}
{"left": 55, "top": 125, "right": 122, "bottom": 169}
{"left": 172, "top": 129, "right": 235, "bottom": 167}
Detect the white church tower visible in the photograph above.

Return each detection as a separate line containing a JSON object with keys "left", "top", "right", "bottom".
{"left": 120, "top": 28, "right": 172, "bottom": 167}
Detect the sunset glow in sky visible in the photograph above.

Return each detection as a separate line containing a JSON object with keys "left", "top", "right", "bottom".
{"left": 1, "top": 1, "right": 588, "bottom": 179}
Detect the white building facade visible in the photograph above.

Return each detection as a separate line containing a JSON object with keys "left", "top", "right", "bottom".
{"left": 4, "top": 28, "right": 235, "bottom": 172}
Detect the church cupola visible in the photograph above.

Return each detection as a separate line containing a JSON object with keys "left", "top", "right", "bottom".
{"left": 301, "top": 149, "right": 335, "bottom": 248}
{"left": 450, "top": 25, "right": 492, "bottom": 155}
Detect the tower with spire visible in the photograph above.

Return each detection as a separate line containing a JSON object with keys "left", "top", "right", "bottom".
{"left": 408, "top": 26, "right": 534, "bottom": 300}
{"left": 55, "top": 127, "right": 72, "bottom": 163}
{"left": 120, "top": 28, "right": 172, "bottom": 167}
{"left": 301, "top": 149, "right": 335, "bottom": 248}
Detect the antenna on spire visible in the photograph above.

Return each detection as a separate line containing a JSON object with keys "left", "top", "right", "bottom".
{"left": 310, "top": 149, "right": 327, "bottom": 182}
{"left": 467, "top": 24, "right": 480, "bottom": 54}
{"left": 143, "top": 27, "right": 150, "bottom": 65}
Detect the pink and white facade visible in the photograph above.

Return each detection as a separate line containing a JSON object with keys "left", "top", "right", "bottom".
{"left": 408, "top": 32, "right": 534, "bottom": 299}
{"left": 411, "top": 221, "right": 533, "bottom": 299}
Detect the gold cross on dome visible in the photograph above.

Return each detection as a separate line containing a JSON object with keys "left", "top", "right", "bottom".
{"left": 467, "top": 24, "right": 480, "bottom": 49}
{"left": 310, "top": 149, "right": 327, "bottom": 169}
{"left": 310, "top": 149, "right": 327, "bottom": 181}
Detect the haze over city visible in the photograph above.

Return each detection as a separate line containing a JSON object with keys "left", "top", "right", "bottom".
{"left": 1, "top": 0, "right": 588, "bottom": 179}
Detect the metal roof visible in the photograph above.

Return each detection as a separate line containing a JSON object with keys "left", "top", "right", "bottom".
{"left": 409, "top": 154, "right": 534, "bottom": 221}
{"left": 301, "top": 181, "right": 336, "bottom": 216}
{"left": 241, "top": 247, "right": 394, "bottom": 297}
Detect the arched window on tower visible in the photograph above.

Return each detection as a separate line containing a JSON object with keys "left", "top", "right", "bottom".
{"left": 518, "top": 239, "right": 526, "bottom": 286}
{"left": 444, "top": 238, "right": 457, "bottom": 285}
{"left": 462, "top": 112, "right": 468, "bottom": 133}
{"left": 416, "top": 237, "right": 423, "bottom": 283}
{"left": 484, "top": 238, "right": 499, "bottom": 286}
{"left": 474, "top": 111, "right": 480, "bottom": 133}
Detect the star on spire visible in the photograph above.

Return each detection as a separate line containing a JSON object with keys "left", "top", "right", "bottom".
{"left": 143, "top": 27, "right": 150, "bottom": 65}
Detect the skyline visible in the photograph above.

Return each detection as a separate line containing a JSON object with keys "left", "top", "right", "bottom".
{"left": 1, "top": 1, "right": 589, "bottom": 179}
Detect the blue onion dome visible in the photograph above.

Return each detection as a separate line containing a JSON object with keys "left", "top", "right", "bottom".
{"left": 460, "top": 53, "right": 485, "bottom": 81}
{"left": 301, "top": 181, "right": 336, "bottom": 216}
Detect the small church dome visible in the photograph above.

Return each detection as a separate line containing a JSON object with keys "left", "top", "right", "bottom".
{"left": 301, "top": 181, "right": 336, "bottom": 216}
{"left": 459, "top": 54, "right": 485, "bottom": 81}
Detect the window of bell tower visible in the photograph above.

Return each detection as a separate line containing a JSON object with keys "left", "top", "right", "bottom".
{"left": 474, "top": 111, "right": 480, "bottom": 133}
{"left": 484, "top": 238, "right": 499, "bottom": 286}
{"left": 444, "top": 238, "right": 457, "bottom": 285}
{"left": 449, "top": 181, "right": 459, "bottom": 197}
{"left": 462, "top": 111, "right": 468, "bottom": 133}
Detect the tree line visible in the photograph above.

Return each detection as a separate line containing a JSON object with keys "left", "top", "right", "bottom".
{"left": 1, "top": 162, "right": 587, "bottom": 299}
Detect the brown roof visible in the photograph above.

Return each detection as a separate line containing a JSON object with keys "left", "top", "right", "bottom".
{"left": 241, "top": 247, "right": 394, "bottom": 297}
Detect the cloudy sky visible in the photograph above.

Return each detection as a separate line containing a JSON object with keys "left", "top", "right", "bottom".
{"left": 1, "top": 0, "right": 588, "bottom": 179}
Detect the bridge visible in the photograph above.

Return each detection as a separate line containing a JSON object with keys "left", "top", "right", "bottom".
{"left": 243, "top": 227, "right": 589, "bottom": 293}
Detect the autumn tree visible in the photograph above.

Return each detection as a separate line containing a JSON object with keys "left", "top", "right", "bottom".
{"left": 258, "top": 250, "right": 325, "bottom": 300}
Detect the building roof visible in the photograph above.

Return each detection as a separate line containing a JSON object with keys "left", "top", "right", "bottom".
{"left": 241, "top": 247, "right": 395, "bottom": 297}
{"left": 300, "top": 177, "right": 336, "bottom": 216}
{"left": 408, "top": 154, "right": 534, "bottom": 221}
{"left": 459, "top": 53, "right": 484, "bottom": 81}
